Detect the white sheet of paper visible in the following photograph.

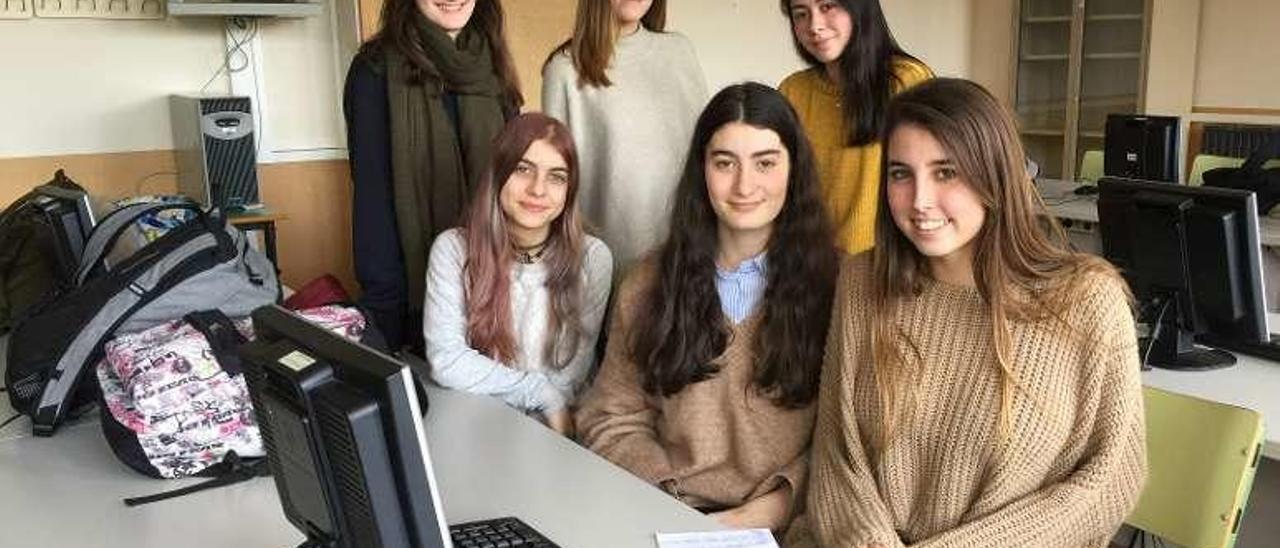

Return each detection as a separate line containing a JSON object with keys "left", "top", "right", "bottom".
{"left": 654, "top": 529, "right": 780, "bottom": 548}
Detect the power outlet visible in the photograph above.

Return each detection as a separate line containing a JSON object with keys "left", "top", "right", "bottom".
{"left": 34, "top": 0, "right": 164, "bottom": 19}
{"left": 0, "top": 0, "right": 34, "bottom": 19}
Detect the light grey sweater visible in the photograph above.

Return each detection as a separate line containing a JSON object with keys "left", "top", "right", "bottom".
{"left": 541, "top": 27, "right": 708, "bottom": 267}
{"left": 422, "top": 229, "right": 613, "bottom": 413}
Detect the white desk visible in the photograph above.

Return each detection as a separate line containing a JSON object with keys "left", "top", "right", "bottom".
{"left": 1036, "top": 178, "right": 1280, "bottom": 247}
{"left": 0, "top": 382, "right": 721, "bottom": 547}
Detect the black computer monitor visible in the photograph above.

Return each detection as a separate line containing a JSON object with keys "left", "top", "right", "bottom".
{"left": 1104, "top": 114, "right": 1180, "bottom": 183}
{"left": 1097, "top": 176, "right": 1272, "bottom": 370}
{"left": 239, "top": 305, "right": 452, "bottom": 548}
{"left": 30, "top": 182, "right": 96, "bottom": 280}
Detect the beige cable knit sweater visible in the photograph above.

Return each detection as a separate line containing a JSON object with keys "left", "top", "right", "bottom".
{"left": 787, "top": 254, "right": 1146, "bottom": 547}
{"left": 576, "top": 258, "right": 815, "bottom": 512}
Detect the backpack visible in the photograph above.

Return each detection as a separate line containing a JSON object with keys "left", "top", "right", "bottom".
{"left": 0, "top": 170, "right": 93, "bottom": 333}
{"left": 1204, "top": 137, "right": 1280, "bottom": 214}
{"left": 4, "top": 201, "right": 280, "bottom": 436}
{"left": 98, "top": 305, "right": 372, "bottom": 481}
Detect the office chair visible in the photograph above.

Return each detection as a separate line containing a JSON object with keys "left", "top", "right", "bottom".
{"left": 1078, "top": 150, "right": 1105, "bottom": 183}
{"left": 1126, "top": 387, "right": 1265, "bottom": 548}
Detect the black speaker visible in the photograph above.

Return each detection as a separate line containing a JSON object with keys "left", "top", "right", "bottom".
{"left": 170, "top": 95, "right": 261, "bottom": 210}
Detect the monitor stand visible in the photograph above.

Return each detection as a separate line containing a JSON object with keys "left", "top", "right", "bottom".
{"left": 1198, "top": 333, "right": 1280, "bottom": 363}
{"left": 1143, "top": 325, "right": 1236, "bottom": 371}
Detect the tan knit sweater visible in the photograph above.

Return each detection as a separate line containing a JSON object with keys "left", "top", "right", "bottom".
{"left": 576, "top": 258, "right": 816, "bottom": 512}
{"left": 787, "top": 254, "right": 1146, "bottom": 547}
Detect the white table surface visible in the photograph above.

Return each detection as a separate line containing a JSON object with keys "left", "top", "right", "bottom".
{"left": 0, "top": 368, "right": 720, "bottom": 548}
{"left": 1037, "top": 178, "right": 1280, "bottom": 247}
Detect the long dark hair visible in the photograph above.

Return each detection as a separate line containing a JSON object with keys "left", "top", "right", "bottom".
{"left": 462, "top": 113, "right": 586, "bottom": 368}
{"left": 365, "top": 0, "right": 523, "bottom": 113}
{"left": 780, "top": 0, "right": 919, "bottom": 146}
{"left": 631, "top": 82, "right": 838, "bottom": 408}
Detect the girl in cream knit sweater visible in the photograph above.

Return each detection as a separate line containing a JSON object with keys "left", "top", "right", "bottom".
{"left": 787, "top": 78, "right": 1146, "bottom": 547}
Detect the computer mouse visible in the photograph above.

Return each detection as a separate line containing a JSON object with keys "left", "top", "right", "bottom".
{"left": 1073, "top": 185, "right": 1100, "bottom": 196}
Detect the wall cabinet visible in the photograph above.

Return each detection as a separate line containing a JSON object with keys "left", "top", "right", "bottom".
{"left": 1013, "top": 0, "right": 1151, "bottom": 180}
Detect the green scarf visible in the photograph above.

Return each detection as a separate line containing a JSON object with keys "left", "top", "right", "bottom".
{"left": 385, "top": 18, "right": 506, "bottom": 308}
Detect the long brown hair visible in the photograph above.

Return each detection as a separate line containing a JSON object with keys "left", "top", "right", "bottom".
{"left": 870, "top": 78, "right": 1123, "bottom": 445}
{"left": 462, "top": 113, "right": 586, "bottom": 368}
{"left": 366, "top": 0, "right": 523, "bottom": 113}
{"left": 552, "top": 0, "right": 667, "bottom": 88}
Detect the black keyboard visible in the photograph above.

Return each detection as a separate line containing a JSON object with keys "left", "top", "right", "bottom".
{"left": 449, "top": 516, "right": 560, "bottom": 548}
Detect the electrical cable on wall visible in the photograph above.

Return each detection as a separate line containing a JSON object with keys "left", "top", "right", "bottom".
{"left": 198, "top": 16, "right": 258, "bottom": 94}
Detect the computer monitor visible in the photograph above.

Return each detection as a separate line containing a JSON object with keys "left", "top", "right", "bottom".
{"left": 30, "top": 182, "right": 96, "bottom": 280}
{"left": 1104, "top": 114, "right": 1180, "bottom": 183}
{"left": 239, "top": 305, "right": 452, "bottom": 548}
{"left": 239, "top": 305, "right": 561, "bottom": 548}
{"left": 1097, "top": 176, "right": 1273, "bottom": 370}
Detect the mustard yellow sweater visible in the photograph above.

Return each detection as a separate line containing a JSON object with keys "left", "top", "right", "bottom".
{"left": 787, "top": 254, "right": 1147, "bottom": 547}
{"left": 779, "top": 60, "right": 932, "bottom": 255}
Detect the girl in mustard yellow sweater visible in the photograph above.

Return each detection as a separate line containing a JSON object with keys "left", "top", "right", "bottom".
{"left": 788, "top": 79, "right": 1146, "bottom": 547}
{"left": 778, "top": 0, "right": 931, "bottom": 254}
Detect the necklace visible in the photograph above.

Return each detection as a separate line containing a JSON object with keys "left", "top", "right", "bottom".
{"left": 513, "top": 238, "right": 549, "bottom": 265}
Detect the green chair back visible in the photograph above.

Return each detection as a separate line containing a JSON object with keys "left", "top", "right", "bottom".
{"left": 1079, "top": 150, "right": 1105, "bottom": 183}
{"left": 1126, "top": 387, "right": 1265, "bottom": 548}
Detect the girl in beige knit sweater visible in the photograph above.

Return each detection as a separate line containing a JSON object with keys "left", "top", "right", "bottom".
{"left": 576, "top": 83, "right": 838, "bottom": 532}
{"left": 787, "top": 78, "right": 1147, "bottom": 547}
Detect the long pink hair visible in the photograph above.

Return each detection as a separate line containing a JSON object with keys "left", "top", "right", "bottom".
{"left": 461, "top": 113, "right": 587, "bottom": 368}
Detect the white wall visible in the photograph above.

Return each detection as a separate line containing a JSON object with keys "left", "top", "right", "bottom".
{"left": 0, "top": 9, "right": 346, "bottom": 160}
{"left": 667, "top": 0, "right": 806, "bottom": 93}
{"left": 669, "top": 0, "right": 971, "bottom": 95}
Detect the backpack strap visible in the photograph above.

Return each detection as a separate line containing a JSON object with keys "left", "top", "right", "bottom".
{"left": 184, "top": 310, "right": 248, "bottom": 376}
{"left": 122, "top": 452, "right": 270, "bottom": 507}
{"left": 75, "top": 201, "right": 206, "bottom": 286}
{"left": 1242, "top": 135, "right": 1280, "bottom": 173}
{"left": 30, "top": 231, "right": 227, "bottom": 435}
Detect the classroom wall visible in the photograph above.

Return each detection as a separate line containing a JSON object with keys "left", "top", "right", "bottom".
{"left": 1192, "top": 0, "right": 1280, "bottom": 115}
{"left": 0, "top": 7, "right": 355, "bottom": 292}
{"left": 670, "top": 0, "right": 972, "bottom": 94}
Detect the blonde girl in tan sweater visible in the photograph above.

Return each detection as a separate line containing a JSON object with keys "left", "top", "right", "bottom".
{"left": 576, "top": 83, "right": 838, "bottom": 532}
{"left": 788, "top": 78, "right": 1147, "bottom": 547}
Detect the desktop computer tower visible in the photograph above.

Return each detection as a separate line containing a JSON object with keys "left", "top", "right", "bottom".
{"left": 169, "top": 95, "right": 261, "bottom": 210}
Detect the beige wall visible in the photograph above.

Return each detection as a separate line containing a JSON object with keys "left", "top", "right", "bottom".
{"left": 670, "top": 0, "right": 972, "bottom": 94}
{"left": 882, "top": 0, "right": 971, "bottom": 78}
{"left": 506, "top": 0, "right": 576, "bottom": 111}
{"left": 668, "top": 1, "right": 805, "bottom": 91}
{"left": 968, "top": 0, "right": 1016, "bottom": 104}
{"left": 1193, "top": 0, "right": 1280, "bottom": 112}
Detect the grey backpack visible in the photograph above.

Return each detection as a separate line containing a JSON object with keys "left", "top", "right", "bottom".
{"left": 5, "top": 201, "right": 280, "bottom": 436}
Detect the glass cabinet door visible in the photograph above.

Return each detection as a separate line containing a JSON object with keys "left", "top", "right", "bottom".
{"left": 1076, "top": 0, "right": 1146, "bottom": 179}
{"left": 1016, "top": 0, "right": 1074, "bottom": 179}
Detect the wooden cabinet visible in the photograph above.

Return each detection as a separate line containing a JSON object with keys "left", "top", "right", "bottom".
{"left": 1013, "top": 0, "right": 1151, "bottom": 180}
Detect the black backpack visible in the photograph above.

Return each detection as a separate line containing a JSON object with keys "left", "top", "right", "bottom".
{"left": 5, "top": 202, "right": 280, "bottom": 436}
{"left": 1204, "top": 137, "right": 1280, "bottom": 214}
{"left": 0, "top": 170, "right": 93, "bottom": 334}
